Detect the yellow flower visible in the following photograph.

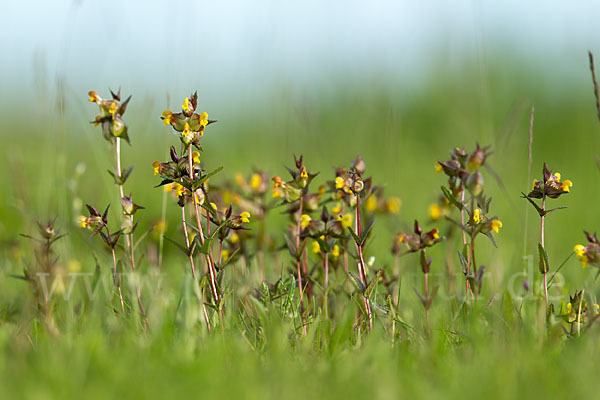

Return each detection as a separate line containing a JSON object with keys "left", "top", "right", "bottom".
{"left": 574, "top": 244, "right": 585, "bottom": 257}
{"left": 183, "top": 122, "right": 191, "bottom": 137}
{"left": 318, "top": 185, "right": 325, "bottom": 196}
{"left": 429, "top": 204, "right": 442, "bottom": 221}
{"left": 162, "top": 110, "right": 172, "bottom": 126}
{"left": 88, "top": 91, "right": 100, "bottom": 103}
{"left": 153, "top": 220, "right": 168, "bottom": 234}
{"left": 68, "top": 259, "right": 81, "bottom": 273}
{"left": 240, "top": 211, "right": 251, "bottom": 223}
{"left": 332, "top": 244, "right": 340, "bottom": 258}
{"left": 152, "top": 161, "right": 161, "bottom": 176}
{"left": 473, "top": 208, "right": 481, "bottom": 224}
{"left": 250, "top": 173, "right": 261, "bottom": 190}
{"left": 335, "top": 176, "right": 345, "bottom": 189}
{"left": 491, "top": 219, "right": 503, "bottom": 234}
{"left": 532, "top": 179, "right": 538, "bottom": 190}
{"left": 173, "top": 183, "right": 185, "bottom": 197}
{"left": 566, "top": 302, "right": 572, "bottom": 314}
{"left": 199, "top": 111, "right": 208, "bottom": 128}
{"left": 553, "top": 172, "right": 561, "bottom": 182}
{"left": 221, "top": 249, "right": 230, "bottom": 262}
{"left": 435, "top": 162, "right": 443, "bottom": 173}
{"left": 77, "top": 216, "right": 88, "bottom": 228}
{"left": 192, "top": 151, "right": 200, "bottom": 164}
{"left": 574, "top": 244, "right": 588, "bottom": 268}
{"left": 272, "top": 176, "right": 283, "bottom": 188}
{"left": 386, "top": 197, "right": 402, "bottom": 214}
{"left": 272, "top": 188, "right": 282, "bottom": 198}
{"left": 311, "top": 241, "right": 321, "bottom": 254}
{"left": 397, "top": 233, "right": 406, "bottom": 243}
{"left": 338, "top": 213, "right": 353, "bottom": 229}
{"left": 164, "top": 183, "right": 174, "bottom": 193}
{"left": 210, "top": 202, "right": 218, "bottom": 210}
{"left": 194, "top": 189, "right": 205, "bottom": 205}
{"left": 432, "top": 229, "right": 440, "bottom": 240}
{"left": 182, "top": 97, "right": 190, "bottom": 112}
{"left": 332, "top": 202, "right": 342, "bottom": 215}
{"left": 561, "top": 180, "right": 572, "bottom": 192}
{"left": 365, "top": 196, "right": 377, "bottom": 212}
{"left": 108, "top": 102, "right": 117, "bottom": 116}
{"left": 300, "top": 166, "right": 308, "bottom": 179}
{"left": 300, "top": 214, "right": 312, "bottom": 228}
{"left": 594, "top": 304, "right": 599, "bottom": 315}
{"left": 231, "top": 233, "right": 240, "bottom": 243}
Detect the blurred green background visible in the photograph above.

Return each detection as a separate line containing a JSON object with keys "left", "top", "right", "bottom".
{"left": 2, "top": 1, "right": 600, "bottom": 399}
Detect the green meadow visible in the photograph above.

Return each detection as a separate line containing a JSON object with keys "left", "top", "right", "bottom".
{"left": 1, "top": 55, "right": 600, "bottom": 399}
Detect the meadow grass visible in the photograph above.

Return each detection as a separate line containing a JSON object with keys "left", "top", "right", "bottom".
{"left": 1, "top": 59, "right": 600, "bottom": 399}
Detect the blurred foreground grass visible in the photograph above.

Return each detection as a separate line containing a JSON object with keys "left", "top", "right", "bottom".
{"left": 2, "top": 57, "right": 600, "bottom": 399}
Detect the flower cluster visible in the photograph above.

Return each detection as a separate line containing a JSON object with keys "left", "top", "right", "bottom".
{"left": 161, "top": 92, "right": 216, "bottom": 146}
{"left": 436, "top": 144, "right": 490, "bottom": 197}
{"left": 528, "top": 164, "right": 572, "bottom": 199}
{"left": 88, "top": 89, "right": 131, "bottom": 143}
{"left": 573, "top": 232, "right": 600, "bottom": 269}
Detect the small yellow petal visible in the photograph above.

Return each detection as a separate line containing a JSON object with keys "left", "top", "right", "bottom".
{"left": 473, "top": 208, "right": 481, "bottom": 224}
{"left": 338, "top": 213, "right": 353, "bottom": 229}
{"left": 300, "top": 214, "right": 312, "bottom": 228}
{"left": 311, "top": 241, "right": 321, "bottom": 254}
{"left": 182, "top": 97, "right": 190, "bottom": 112}
{"left": 250, "top": 173, "right": 261, "bottom": 190}
{"left": 332, "top": 244, "right": 340, "bottom": 258}
{"left": 240, "top": 211, "right": 251, "bottom": 223}
{"left": 221, "top": 249, "right": 230, "bottom": 262}
{"left": 429, "top": 204, "right": 442, "bottom": 220}
{"left": 491, "top": 219, "right": 503, "bottom": 234}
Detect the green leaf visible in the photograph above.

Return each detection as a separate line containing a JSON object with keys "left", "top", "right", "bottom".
{"left": 347, "top": 227, "right": 361, "bottom": 247}
{"left": 363, "top": 269, "right": 383, "bottom": 299}
{"left": 192, "top": 166, "right": 224, "bottom": 191}
{"left": 457, "top": 250, "right": 469, "bottom": 275}
{"left": 163, "top": 235, "right": 189, "bottom": 256}
{"left": 316, "top": 236, "right": 331, "bottom": 253}
{"left": 359, "top": 219, "right": 375, "bottom": 246}
{"left": 484, "top": 232, "right": 498, "bottom": 248}
{"left": 199, "top": 237, "right": 214, "bottom": 255}
{"left": 503, "top": 290, "right": 516, "bottom": 326}
{"left": 441, "top": 186, "right": 463, "bottom": 210}
{"left": 538, "top": 243, "right": 550, "bottom": 274}
{"left": 347, "top": 272, "right": 366, "bottom": 293}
